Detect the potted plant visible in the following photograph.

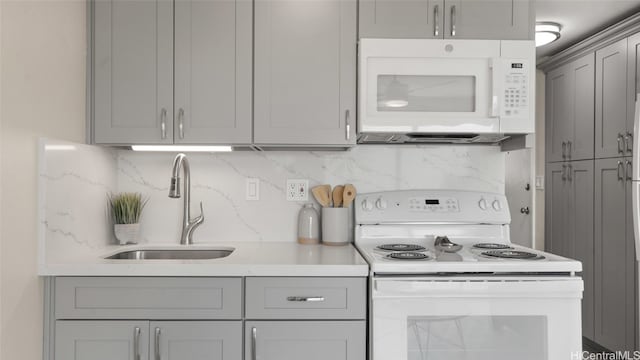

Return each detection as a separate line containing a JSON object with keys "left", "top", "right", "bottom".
{"left": 108, "top": 192, "right": 148, "bottom": 245}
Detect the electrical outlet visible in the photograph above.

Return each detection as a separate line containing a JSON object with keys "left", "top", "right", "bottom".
{"left": 286, "top": 179, "right": 309, "bottom": 201}
{"left": 535, "top": 176, "right": 544, "bottom": 190}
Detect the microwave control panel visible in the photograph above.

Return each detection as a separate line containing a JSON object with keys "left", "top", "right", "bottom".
{"left": 502, "top": 60, "right": 529, "bottom": 118}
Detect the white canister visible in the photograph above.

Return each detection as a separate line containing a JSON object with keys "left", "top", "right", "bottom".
{"left": 321, "top": 207, "right": 350, "bottom": 246}
{"left": 298, "top": 204, "right": 320, "bottom": 244}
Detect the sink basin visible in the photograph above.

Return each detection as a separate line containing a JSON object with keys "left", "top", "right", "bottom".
{"left": 105, "top": 248, "right": 233, "bottom": 260}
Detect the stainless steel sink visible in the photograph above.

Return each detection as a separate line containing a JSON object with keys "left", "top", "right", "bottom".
{"left": 105, "top": 248, "right": 233, "bottom": 260}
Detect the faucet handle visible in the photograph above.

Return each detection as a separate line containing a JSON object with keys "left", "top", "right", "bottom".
{"left": 192, "top": 201, "right": 204, "bottom": 225}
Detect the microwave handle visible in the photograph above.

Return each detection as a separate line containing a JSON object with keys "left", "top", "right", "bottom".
{"left": 490, "top": 58, "right": 502, "bottom": 118}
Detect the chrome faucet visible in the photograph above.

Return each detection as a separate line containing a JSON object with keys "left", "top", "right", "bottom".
{"left": 169, "top": 153, "right": 204, "bottom": 245}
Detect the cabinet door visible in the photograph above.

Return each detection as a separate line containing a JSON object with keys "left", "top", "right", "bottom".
{"left": 567, "top": 160, "right": 595, "bottom": 340}
{"left": 594, "top": 157, "right": 631, "bottom": 350}
{"left": 254, "top": 0, "right": 356, "bottom": 145}
{"left": 545, "top": 65, "right": 572, "bottom": 163}
{"left": 595, "top": 39, "right": 628, "bottom": 159}
{"left": 443, "top": 0, "right": 532, "bottom": 40}
{"left": 92, "top": 0, "right": 173, "bottom": 144}
{"left": 545, "top": 162, "right": 569, "bottom": 256}
{"left": 151, "top": 321, "right": 242, "bottom": 360}
{"left": 625, "top": 164, "right": 638, "bottom": 351}
{"left": 571, "top": 54, "right": 596, "bottom": 161}
{"left": 627, "top": 33, "right": 640, "bottom": 157}
{"left": 174, "top": 0, "right": 252, "bottom": 145}
{"left": 55, "top": 321, "right": 149, "bottom": 360}
{"left": 358, "top": 0, "right": 443, "bottom": 39}
{"left": 245, "top": 321, "right": 365, "bottom": 360}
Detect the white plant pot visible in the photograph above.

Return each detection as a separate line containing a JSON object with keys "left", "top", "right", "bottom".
{"left": 114, "top": 223, "right": 140, "bottom": 245}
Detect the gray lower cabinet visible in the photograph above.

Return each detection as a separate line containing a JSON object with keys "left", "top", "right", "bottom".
{"left": 245, "top": 321, "right": 365, "bottom": 360}
{"left": 55, "top": 321, "right": 149, "bottom": 360}
{"left": 595, "top": 38, "right": 631, "bottom": 159}
{"left": 253, "top": 0, "right": 356, "bottom": 146}
{"left": 55, "top": 321, "right": 241, "bottom": 360}
{"left": 359, "top": 0, "right": 532, "bottom": 40}
{"left": 92, "top": 0, "right": 252, "bottom": 145}
{"left": 151, "top": 321, "right": 242, "bottom": 360}
{"left": 545, "top": 160, "right": 595, "bottom": 339}
{"left": 594, "top": 157, "right": 636, "bottom": 351}
{"left": 545, "top": 53, "right": 595, "bottom": 162}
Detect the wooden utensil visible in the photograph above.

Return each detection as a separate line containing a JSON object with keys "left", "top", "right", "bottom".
{"left": 332, "top": 185, "right": 344, "bottom": 208}
{"left": 342, "top": 184, "right": 356, "bottom": 208}
{"left": 311, "top": 184, "right": 332, "bottom": 208}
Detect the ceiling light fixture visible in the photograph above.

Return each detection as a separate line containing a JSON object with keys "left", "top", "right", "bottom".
{"left": 131, "top": 145, "right": 233, "bottom": 152}
{"left": 535, "top": 22, "right": 562, "bottom": 47}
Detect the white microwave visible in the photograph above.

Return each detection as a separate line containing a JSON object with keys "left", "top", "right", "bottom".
{"left": 358, "top": 39, "right": 535, "bottom": 144}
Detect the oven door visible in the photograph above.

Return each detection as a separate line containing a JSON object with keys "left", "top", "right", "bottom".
{"left": 359, "top": 39, "right": 502, "bottom": 134}
{"left": 372, "top": 277, "right": 583, "bottom": 360}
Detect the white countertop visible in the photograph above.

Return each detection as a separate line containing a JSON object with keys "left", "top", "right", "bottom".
{"left": 39, "top": 242, "right": 369, "bottom": 277}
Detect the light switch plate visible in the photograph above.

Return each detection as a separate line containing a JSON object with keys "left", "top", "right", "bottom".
{"left": 286, "top": 179, "right": 309, "bottom": 201}
{"left": 535, "top": 176, "right": 544, "bottom": 190}
{"left": 246, "top": 178, "right": 260, "bottom": 200}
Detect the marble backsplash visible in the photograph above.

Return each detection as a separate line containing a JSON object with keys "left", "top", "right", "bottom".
{"left": 39, "top": 139, "right": 506, "bottom": 259}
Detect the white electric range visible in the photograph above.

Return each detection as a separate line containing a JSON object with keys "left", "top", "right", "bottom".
{"left": 354, "top": 190, "right": 583, "bottom": 360}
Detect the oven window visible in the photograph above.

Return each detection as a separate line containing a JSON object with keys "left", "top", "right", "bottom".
{"left": 407, "top": 315, "right": 547, "bottom": 360}
{"left": 377, "top": 75, "right": 476, "bottom": 112}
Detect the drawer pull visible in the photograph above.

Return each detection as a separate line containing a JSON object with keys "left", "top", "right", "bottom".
{"left": 287, "top": 296, "right": 325, "bottom": 302}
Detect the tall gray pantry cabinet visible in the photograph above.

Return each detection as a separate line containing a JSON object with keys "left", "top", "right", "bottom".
{"left": 543, "top": 20, "right": 640, "bottom": 352}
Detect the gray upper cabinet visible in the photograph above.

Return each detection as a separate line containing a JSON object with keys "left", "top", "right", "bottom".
{"left": 92, "top": 0, "right": 252, "bottom": 145}
{"left": 253, "top": 0, "right": 357, "bottom": 146}
{"left": 628, "top": 33, "right": 640, "bottom": 143}
{"left": 151, "top": 321, "right": 242, "bottom": 360}
{"left": 245, "top": 321, "right": 365, "bottom": 360}
{"left": 359, "top": 0, "right": 443, "bottom": 39}
{"left": 595, "top": 39, "right": 629, "bottom": 159}
{"left": 545, "top": 53, "right": 595, "bottom": 163}
{"left": 55, "top": 321, "right": 149, "bottom": 360}
{"left": 92, "top": 0, "right": 174, "bottom": 144}
{"left": 359, "top": 0, "right": 532, "bottom": 40}
{"left": 442, "top": 0, "right": 532, "bottom": 40}
{"left": 594, "top": 157, "right": 635, "bottom": 351}
{"left": 173, "top": 0, "right": 252, "bottom": 145}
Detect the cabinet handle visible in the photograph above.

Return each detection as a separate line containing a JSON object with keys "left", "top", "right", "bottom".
{"left": 434, "top": 5, "right": 440, "bottom": 36}
{"left": 618, "top": 160, "right": 624, "bottom": 181}
{"left": 345, "top": 110, "right": 351, "bottom": 141}
{"left": 160, "top": 108, "right": 167, "bottom": 140}
{"left": 561, "top": 164, "right": 567, "bottom": 181}
{"left": 627, "top": 160, "right": 633, "bottom": 181}
{"left": 626, "top": 131, "right": 633, "bottom": 153}
{"left": 567, "top": 140, "right": 572, "bottom": 158}
{"left": 287, "top": 296, "right": 325, "bottom": 302}
{"left": 618, "top": 133, "right": 624, "bottom": 154}
{"left": 155, "top": 327, "right": 161, "bottom": 360}
{"left": 450, "top": 5, "right": 456, "bottom": 37}
{"left": 251, "top": 327, "right": 257, "bottom": 360}
{"left": 178, "top": 108, "right": 185, "bottom": 139}
{"left": 561, "top": 141, "right": 566, "bottom": 159}
{"left": 133, "top": 327, "right": 141, "bottom": 360}
{"left": 520, "top": 207, "right": 530, "bottom": 215}
{"left": 567, "top": 164, "right": 573, "bottom": 182}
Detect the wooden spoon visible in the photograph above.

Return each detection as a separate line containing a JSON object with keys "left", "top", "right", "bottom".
{"left": 342, "top": 184, "right": 356, "bottom": 208}
{"left": 332, "top": 185, "right": 344, "bottom": 208}
{"left": 311, "top": 185, "right": 332, "bottom": 208}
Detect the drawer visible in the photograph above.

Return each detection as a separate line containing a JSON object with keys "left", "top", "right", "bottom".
{"left": 55, "top": 277, "right": 242, "bottom": 319}
{"left": 245, "top": 277, "right": 366, "bottom": 319}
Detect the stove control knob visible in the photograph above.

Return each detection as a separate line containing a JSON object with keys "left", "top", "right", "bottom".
{"left": 375, "top": 197, "right": 388, "bottom": 210}
{"left": 492, "top": 200, "right": 502, "bottom": 211}
{"left": 362, "top": 199, "right": 374, "bottom": 211}
{"left": 478, "top": 198, "right": 488, "bottom": 210}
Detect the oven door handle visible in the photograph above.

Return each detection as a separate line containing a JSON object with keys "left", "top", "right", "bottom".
{"left": 373, "top": 278, "right": 583, "bottom": 298}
